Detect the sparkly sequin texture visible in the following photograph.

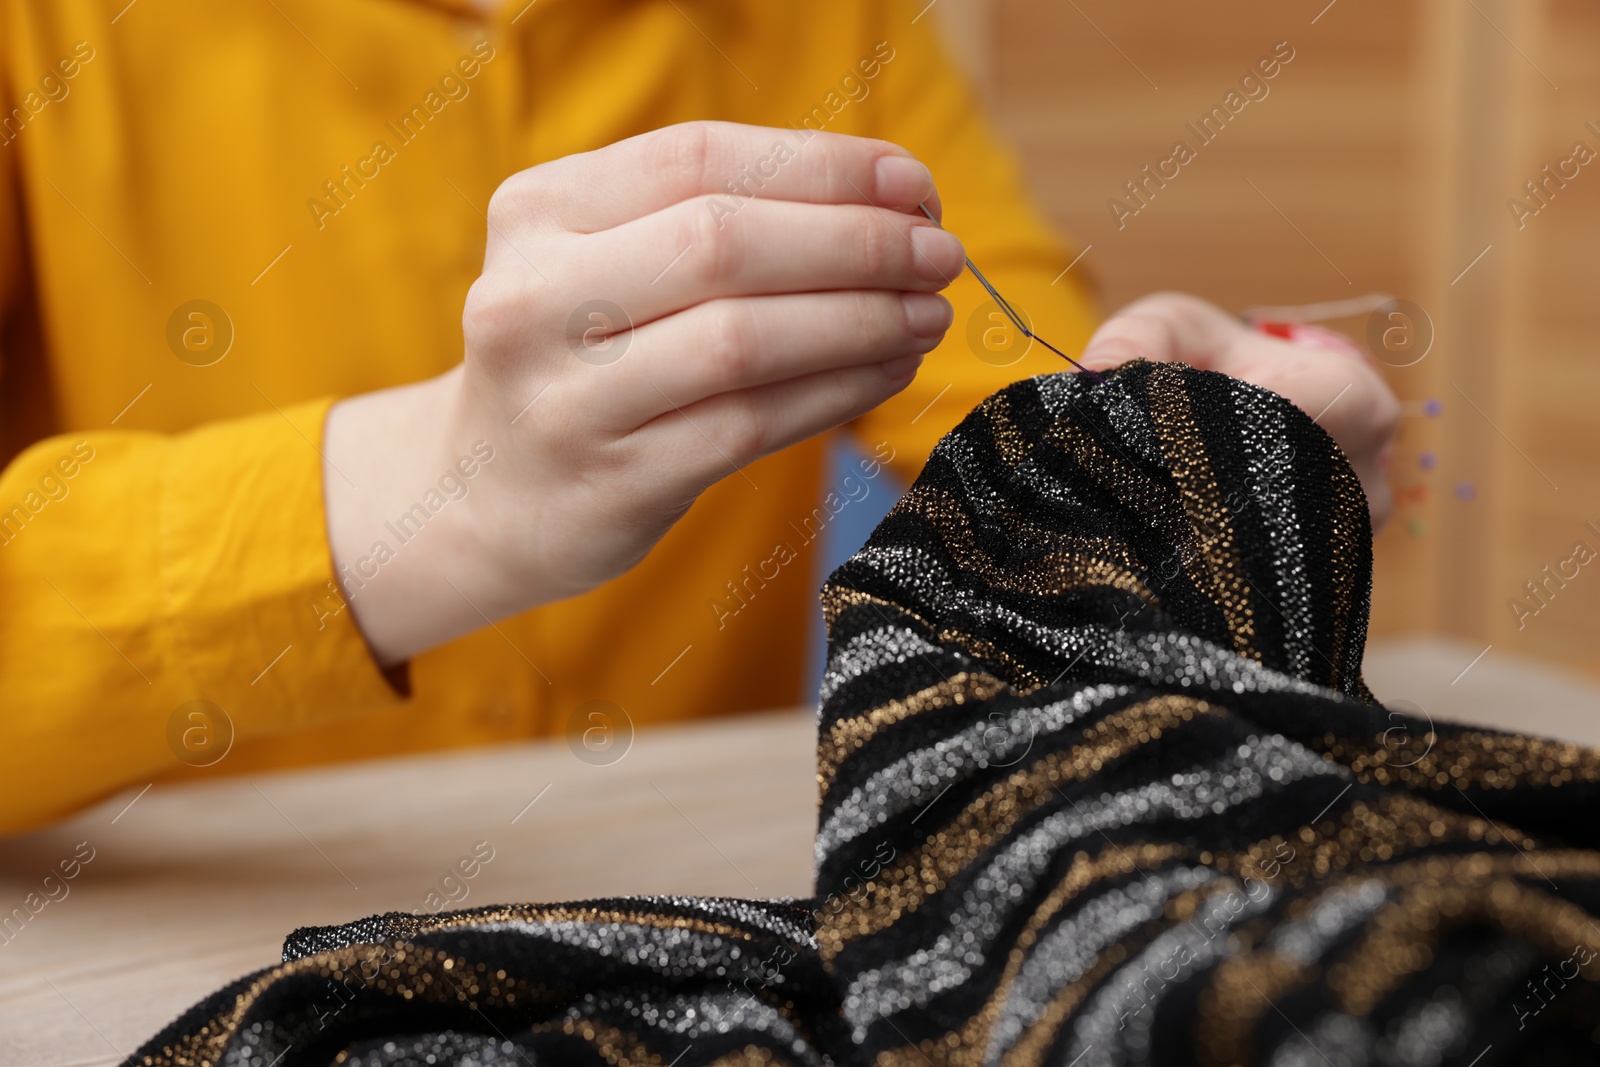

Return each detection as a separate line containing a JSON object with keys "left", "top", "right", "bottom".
{"left": 129, "top": 363, "right": 1600, "bottom": 1066}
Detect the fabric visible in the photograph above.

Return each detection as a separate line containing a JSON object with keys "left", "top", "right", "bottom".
{"left": 127, "top": 362, "right": 1600, "bottom": 1066}
{"left": 0, "top": 0, "right": 1099, "bottom": 833}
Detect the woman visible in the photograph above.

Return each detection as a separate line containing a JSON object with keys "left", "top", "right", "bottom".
{"left": 0, "top": 0, "right": 1393, "bottom": 836}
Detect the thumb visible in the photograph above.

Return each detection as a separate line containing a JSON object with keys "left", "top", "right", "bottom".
{"left": 1078, "top": 292, "right": 1246, "bottom": 372}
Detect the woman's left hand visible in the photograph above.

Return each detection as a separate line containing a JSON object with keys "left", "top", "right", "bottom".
{"left": 1076, "top": 292, "right": 1400, "bottom": 531}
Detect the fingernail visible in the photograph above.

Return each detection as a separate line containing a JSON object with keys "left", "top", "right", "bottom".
{"left": 880, "top": 351, "right": 923, "bottom": 381}
{"left": 910, "top": 225, "right": 963, "bottom": 283}
{"left": 875, "top": 155, "right": 934, "bottom": 207}
{"left": 901, "top": 292, "right": 953, "bottom": 339}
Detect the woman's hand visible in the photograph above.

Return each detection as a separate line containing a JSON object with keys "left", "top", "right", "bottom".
{"left": 323, "top": 122, "right": 962, "bottom": 667}
{"left": 1076, "top": 292, "right": 1400, "bottom": 530}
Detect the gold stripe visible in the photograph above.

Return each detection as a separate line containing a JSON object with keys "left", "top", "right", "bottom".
{"left": 705, "top": 1048, "right": 792, "bottom": 1067}
{"left": 1039, "top": 376, "right": 1222, "bottom": 605}
{"left": 965, "top": 844, "right": 1186, "bottom": 1067}
{"left": 819, "top": 586, "right": 938, "bottom": 633}
{"left": 866, "top": 848, "right": 1183, "bottom": 1067}
{"left": 819, "top": 696, "right": 1213, "bottom": 958}
{"left": 560, "top": 1019, "right": 673, "bottom": 1067}
{"left": 1041, "top": 395, "right": 1166, "bottom": 511}
{"left": 1328, "top": 851, "right": 1600, "bottom": 1015}
{"left": 1194, "top": 850, "right": 1600, "bottom": 1064}
{"left": 900, "top": 483, "right": 1155, "bottom": 602}
{"left": 984, "top": 391, "right": 1034, "bottom": 469}
{"left": 1002, "top": 899, "right": 1232, "bottom": 1067}
{"left": 1320, "top": 443, "right": 1368, "bottom": 688}
{"left": 858, "top": 791, "right": 1525, "bottom": 1067}
{"left": 1147, "top": 366, "right": 1258, "bottom": 659}
{"left": 1315, "top": 730, "right": 1600, "bottom": 792}
{"left": 1194, "top": 948, "right": 1313, "bottom": 1067}
{"left": 939, "top": 630, "right": 1047, "bottom": 693}
{"left": 820, "top": 671, "right": 1009, "bottom": 789}
{"left": 816, "top": 585, "right": 1047, "bottom": 696}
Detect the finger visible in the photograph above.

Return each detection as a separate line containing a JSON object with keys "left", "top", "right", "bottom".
{"left": 496, "top": 121, "right": 940, "bottom": 235}
{"left": 561, "top": 197, "right": 964, "bottom": 327}
{"left": 626, "top": 355, "right": 921, "bottom": 498}
{"left": 1077, "top": 292, "right": 1247, "bottom": 371}
{"left": 1267, "top": 323, "right": 1371, "bottom": 362}
{"left": 581, "top": 290, "right": 951, "bottom": 431}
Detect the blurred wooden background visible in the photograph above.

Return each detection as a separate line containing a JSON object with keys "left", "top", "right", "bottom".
{"left": 936, "top": 0, "right": 1600, "bottom": 682}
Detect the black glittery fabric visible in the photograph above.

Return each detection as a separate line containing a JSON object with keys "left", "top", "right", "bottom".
{"left": 128, "top": 362, "right": 1600, "bottom": 1067}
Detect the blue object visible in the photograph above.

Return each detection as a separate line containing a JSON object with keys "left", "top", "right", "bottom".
{"left": 803, "top": 434, "right": 904, "bottom": 699}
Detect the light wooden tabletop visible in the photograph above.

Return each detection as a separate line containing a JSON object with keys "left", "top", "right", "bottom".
{"left": 0, "top": 708, "right": 819, "bottom": 1067}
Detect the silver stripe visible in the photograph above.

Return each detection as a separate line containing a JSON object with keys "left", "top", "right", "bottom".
{"left": 1268, "top": 878, "right": 1389, "bottom": 965}
{"left": 469, "top": 920, "right": 766, "bottom": 984}
{"left": 567, "top": 989, "right": 826, "bottom": 1067}
{"left": 1265, "top": 1012, "right": 1374, "bottom": 1067}
{"left": 1059, "top": 878, "right": 1278, "bottom": 1067}
{"left": 815, "top": 684, "right": 1127, "bottom": 861}
{"left": 834, "top": 543, "right": 958, "bottom": 613}
{"left": 1233, "top": 391, "right": 1318, "bottom": 678}
{"left": 933, "top": 600, "right": 1351, "bottom": 705}
{"left": 986, "top": 866, "right": 1227, "bottom": 1065}
{"left": 841, "top": 736, "right": 1341, "bottom": 1037}
{"left": 819, "top": 624, "right": 953, "bottom": 708}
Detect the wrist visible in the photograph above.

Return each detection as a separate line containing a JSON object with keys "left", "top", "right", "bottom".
{"left": 325, "top": 367, "right": 534, "bottom": 666}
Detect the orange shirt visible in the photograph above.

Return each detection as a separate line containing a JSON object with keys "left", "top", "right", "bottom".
{"left": 0, "top": 0, "right": 1097, "bottom": 833}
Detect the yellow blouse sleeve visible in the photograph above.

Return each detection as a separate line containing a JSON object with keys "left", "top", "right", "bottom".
{"left": 848, "top": 0, "right": 1102, "bottom": 482}
{"left": 0, "top": 398, "right": 411, "bottom": 834}
{"left": 0, "top": 41, "right": 407, "bottom": 836}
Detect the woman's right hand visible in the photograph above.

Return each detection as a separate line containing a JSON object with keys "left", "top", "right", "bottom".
{"left": 323, "top": 121, "right": 963, "bottom": 667}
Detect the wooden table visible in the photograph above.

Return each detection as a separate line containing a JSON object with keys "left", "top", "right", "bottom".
{"left": 0, "top": 709, "right": 819, "bottom": 1067}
